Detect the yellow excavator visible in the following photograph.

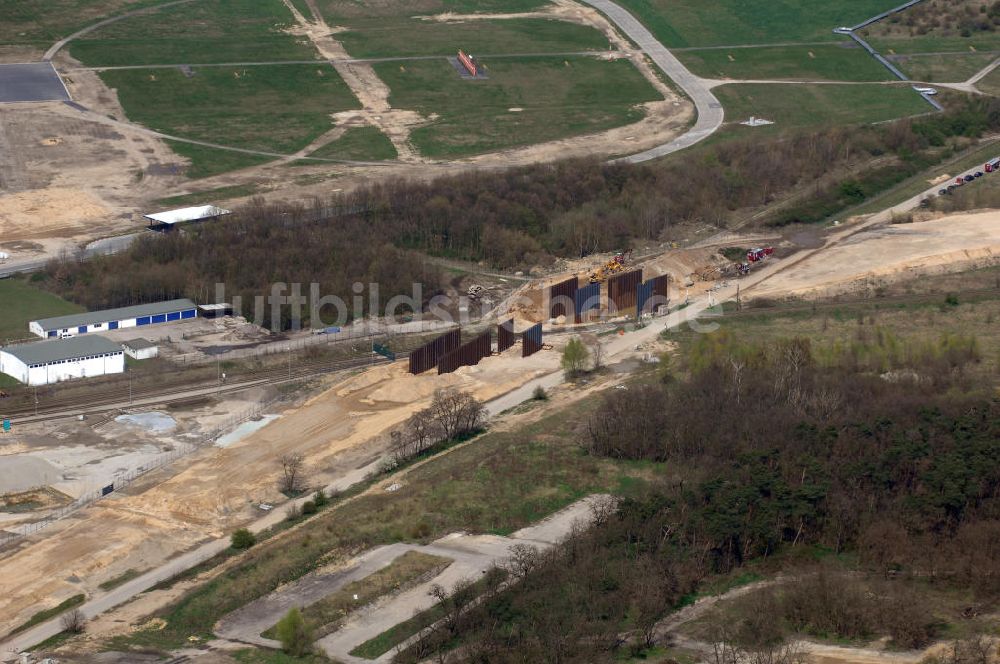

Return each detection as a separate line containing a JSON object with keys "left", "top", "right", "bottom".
{"left": 589, "top": 249, "right": 632, "bottom": 284}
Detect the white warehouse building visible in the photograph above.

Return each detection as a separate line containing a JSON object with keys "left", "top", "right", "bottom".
{"left": 29, "top": 298, "right": 197, "bottom": 339}
{"left": 0, "top": 336, "right": 125, "bottom": 386}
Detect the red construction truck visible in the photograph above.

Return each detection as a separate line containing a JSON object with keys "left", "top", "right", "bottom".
{"left": 985, "top": 157, "right": 1000, "bottom": 173}
{"left": 746, "top": 247, "right": 774, "bottom": 263}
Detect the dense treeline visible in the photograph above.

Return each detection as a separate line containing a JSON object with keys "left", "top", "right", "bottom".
{"left": 43, "top": 97, "right": 1000, "bottom": 327}
{"left": 398, "top": 330, "right": 999, "bottom": 662}
{"left": 44, "top": 201, "right": 441, "bottom": 330}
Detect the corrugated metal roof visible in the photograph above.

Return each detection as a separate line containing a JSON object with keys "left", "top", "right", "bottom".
{"left": 143, "top": 205, "right": 230, "bottom": 225}
{"left": 34, "top": 298, "right": 197, "bottom": 331}
{"left": 2, "top": 336, "right": 122, "bottom": 366}
{"left": 123, "top": 338, "right": 156, "bottom": 350}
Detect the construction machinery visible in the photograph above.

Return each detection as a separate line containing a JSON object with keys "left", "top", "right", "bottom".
{"left": 746, "top": 246, "right": 774, "bottom": 263}
{"left": 589, "top": 249, "right": 633, "bottom": 284}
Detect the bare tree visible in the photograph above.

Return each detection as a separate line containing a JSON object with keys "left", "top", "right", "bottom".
{"left": 279, "top": 453, "right": 307, "bottom": 495}
{"left": 61, "top": 608, "right": 86, "bottom": 634}
{"left": 428, "top": 389, "right": 486, "bottom": 441}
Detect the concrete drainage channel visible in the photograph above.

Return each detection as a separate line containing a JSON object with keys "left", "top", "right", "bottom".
{"left": 834, "top": 0, "right": 943, "bottom": 111}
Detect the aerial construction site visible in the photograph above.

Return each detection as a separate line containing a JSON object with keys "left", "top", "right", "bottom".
{"left": 3, "top": 0, "right": 1000, "bottom": 663}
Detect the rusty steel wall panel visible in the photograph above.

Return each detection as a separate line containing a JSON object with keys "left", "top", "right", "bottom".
{"left": 547, "top": 277, "right": 578, "bottom": 319}
{"left": 438, "top": 330, "right": 492, "bottom": 374}
{"left": 408, "top": 328, "right": 461, "bottom": 374}
{"left": 497, "top": 319, "right": 517, "bottom": 353}
{"left": 607, "top": 269, "right": 642, "bottom": 315}
{"left": 522, "top": 322, "right": 543, "bottom": 358}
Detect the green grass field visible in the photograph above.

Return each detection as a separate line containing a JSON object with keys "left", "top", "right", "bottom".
{"left": 155, "top": 183, "right": 262, "bottom": 207}
{"left": 888, "top": 51, "right": 997, "bottom": 82}
{"left": 677, "top": 43, "right": 892, "bottom": 81}
{"left": 69, "top": 0, "right": 317, "bottom": 66}
{"left": 100, "top": 64, "right": 359, "bottom": 174}
{"left": 317, "top": 0, "right": 550, "bottom": 20}
{"left": 865, "top": 33, "right": 1000, "bottom": 55}
{"left": 614, "top": 0, "right": 899, "bottom": 47}
{"left": 304, "top": 126, "right": 398, "bottom": 161}
{"left": 975, "top": 65, "right": 1000, "bottom": 96}
{"left": 712, "top": 83, "right": 932, "bottom": 131}
{"left": 377, "top": 55, "right": 661, "bottom": 158}
{"left": 0, "top": 0, "right": 161, "bottom": 45}
{"left": 165, "top": 141, "right": 273, "bottom": 179}
{"left": 337, "top": 17, "right": 609, "bottom": 58}
{"left": 0, "top": 278, "right": 84, "bottom": 345}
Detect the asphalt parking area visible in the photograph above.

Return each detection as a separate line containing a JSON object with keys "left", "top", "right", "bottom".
{"left": 0, "top": 62, "right": 71, "bottom": 103}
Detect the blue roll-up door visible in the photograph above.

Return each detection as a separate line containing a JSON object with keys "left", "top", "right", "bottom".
{"left": 48, "top": 330, "right": 57, "bottom": 338}
{"left": 151, "top": 314, "right": 166, "bottom": 324}
{"left": 167, "top": 311, "right": 180, "bottom": 321}
{"left": 78, "top": 326, "right": 87, "bottom": 334}
{"left": 182, "top": 309, "right": 196, "bottom": 319}
{"left": 136, "top": 316, "right": 150, "bottom": 326}
{"left": 109, "top": 321, "right": 119, "bottom": 330}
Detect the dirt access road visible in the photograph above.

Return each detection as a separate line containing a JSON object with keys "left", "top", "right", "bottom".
{"left": 0, "top": 349, "right": 563, "bottom": 658}
{"left": 0, "top": 0, "right": 703, "bottom": 271}
{"left": 3, "top": 185, "right": 996, "bottom": 657}
{"left": 215, "top": 496, "right": 607, "bottom": 662}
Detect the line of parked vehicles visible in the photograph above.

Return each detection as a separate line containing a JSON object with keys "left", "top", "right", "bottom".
{"left": 936, "top": 157, "right": 1000, "bottom": 196}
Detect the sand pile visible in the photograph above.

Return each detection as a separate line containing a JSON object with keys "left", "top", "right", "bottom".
{"left": 0, "top": 187, "right": 110, "bottom": 239}
{"left": 751, "top": 210, "right": 1000, "bottom": 299}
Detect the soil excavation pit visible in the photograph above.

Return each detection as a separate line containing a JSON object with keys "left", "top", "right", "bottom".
{"left": 0, "top": 63, "right": 70, "bottom": 103}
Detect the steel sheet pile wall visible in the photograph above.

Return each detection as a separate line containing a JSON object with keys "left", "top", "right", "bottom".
{"left": 573, "top": 282, "right": 601, "bottom": 323}
{"left": 438, "top": 330, "right": 492, "bottom": 375}
{"left": 408, "top": 328, "right": 461, "bottom": 374}
{"left": 649, "top": 274, "right": 670, "bottom": 311}
{"left": 547, "top": 277, "right": 578, "bottom": 319}
{"left": 607, "top": 269, "right": 642, "bottom": 314}
{"left": 522, "top": 322, "right": 543, "bottom": 358}
{"left": 497, "top": 319, "right": 517, "bottom": 353}
{"left": 636, "top": 274, "right": 669, "bottom": 315}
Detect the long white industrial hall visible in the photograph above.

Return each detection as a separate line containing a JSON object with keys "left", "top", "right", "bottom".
{"left": 0, "top": 336, "right": 125, "bottom": 386}
{"left": 29, "top": 299, "right": 197, "bottom": 339}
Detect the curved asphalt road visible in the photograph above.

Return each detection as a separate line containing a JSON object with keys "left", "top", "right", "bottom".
{"left": 579, "top": 0, "right": 725, "bottom": 163}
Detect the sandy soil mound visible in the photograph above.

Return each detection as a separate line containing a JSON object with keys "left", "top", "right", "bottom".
{"left": 751, "top": 210, "right": 1000, "bottom": 299}
{"left": 0, "top": 188, "right": 110, "bottom": 239}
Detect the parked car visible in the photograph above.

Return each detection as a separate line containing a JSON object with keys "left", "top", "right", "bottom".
{"left": 964, "top": 174, "right": 975, "bottom": 182}
{"left": 974, "top": 171, "right": 984, "bottom": 178}
{"left": 939, "top": 188, "right": 948, "bottom": 195}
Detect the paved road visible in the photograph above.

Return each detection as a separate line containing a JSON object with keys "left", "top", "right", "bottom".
{"left": 579, "top": 0, "right": 724, "bottom": 163}
{"left": 2, "top": 153, "right": 972, "bottom": 656}
{"left": 69, "top": 51, "right": 614, "bottom": 72}
{"left": 0, "top": 232, "right": 144, "bottom": 279}
{"left": 217, "top": 496, "right": 606, "bottom": 663}
{"left": 43, "top": 0, "right": 200, "bottom": 61}
{"left": 42, "top": 0, "right": 723, "bottom": 170}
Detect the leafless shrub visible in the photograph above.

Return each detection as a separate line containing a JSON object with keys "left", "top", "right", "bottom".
{"left": 279, "top": 453, "right": 306, "bottom": 495}
{"left": 61, "top": 608, "right": 86, "bottom": 634}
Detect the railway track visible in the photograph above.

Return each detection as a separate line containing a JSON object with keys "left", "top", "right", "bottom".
{"left": 1, "top": 353, "right": 397, "bottom": 422}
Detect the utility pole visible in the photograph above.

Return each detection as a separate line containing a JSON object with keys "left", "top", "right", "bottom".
{"left": 287, "top": 345, "right": 291, "bottom": 380}
{"left": 736, "top": 283, "right": 741, "bottom": 311}
{"left": 33, "top": 386, "right": 38, "bottom": 417}
{"left": 217, "top": 357, "right": 221, "bottom": 395}
{"left": 128, "top": 365, "right": 133, "bottom": 405}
